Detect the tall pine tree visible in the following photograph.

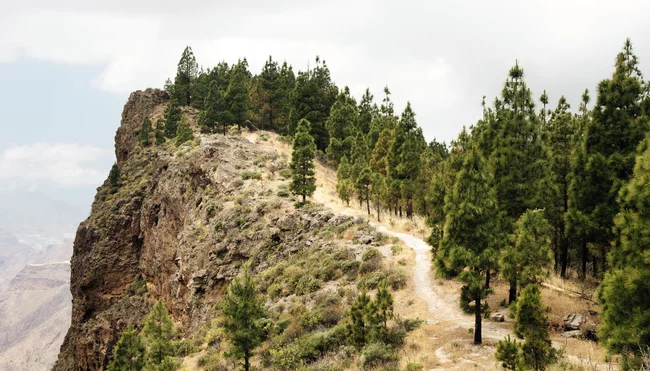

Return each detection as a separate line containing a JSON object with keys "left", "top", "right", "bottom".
{"left": 290, "top": 119, "right": 317, "bottom": 203}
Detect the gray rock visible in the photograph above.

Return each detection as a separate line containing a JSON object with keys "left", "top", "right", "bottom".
{"left": 491, "top": 313, "right": 505, "bottom": 322}
{"left": 560, "top": 330, "right": 583, "bottom": 338}
{"left": 563, "top": 313, "right": 584, "bottom": 331}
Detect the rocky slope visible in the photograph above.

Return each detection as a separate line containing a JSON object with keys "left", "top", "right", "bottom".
{"left": 0, "top": 262, "right": 72, "bottom": 371}
{"left": 53, "top": 89, "right": 396, "bottom": 370}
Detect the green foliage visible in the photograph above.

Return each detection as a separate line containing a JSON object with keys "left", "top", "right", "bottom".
{"left": 241, "top": 171, "right": 262, "bottom": 180}
{"left": 174, "top": 46, "right": 199, "bottom": 106}
{"left": 163, "top": 101, "right": 181, "bottom": 139}
{"left": 175, "top": 117, "right": 194, "bottom": 146}
{"left": 155, "top": 120, "right": 165, "bottom": 145}
{"left": 598, "top": 132, "right": 650, "bottom": 359}
{"left": 107, "top": 328, "right": 146, "bottom": 371}
{"left": 290, "top": 119, "right": 317, "bottom": 202}
{"left": 405, "top": 362, "right": 424, "bottom": 371}
{"left": 501, "top": 209, "right": 552, "bottom": 303}
{"left": 139, "top": 117, "right": 153, "bottom": 146}
{"left": 515, "top": 285, "right": 556, "bottom": 370}
{"left": 221, "top": 270, "right": 265, "bottom": 371}
{"left": 496, "top": 335, "right": 521, "bottom": 370}
{"left": 227, "top": 59, "right": 252, "bottom": 129}
{"left": 109, "top": 162, "right": 120, "bottom": 188}
{"left": 360, "top": 342, "right": 398, "bottom": 369}
{"left": 326, "top": 89, "right": 358, "bottom": 163}
{"left": 355, "top": 166, "right": 372, "bottom": 215}
{"left": 336, "top": 156, "right": 354, "bottom": 206}
{"left": 142, "top": 301, "right": 177, "bottom": 369}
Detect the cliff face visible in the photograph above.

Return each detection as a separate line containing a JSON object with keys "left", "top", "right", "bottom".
{"left": 53, "top": 89, "right": 363, "bottom": 370}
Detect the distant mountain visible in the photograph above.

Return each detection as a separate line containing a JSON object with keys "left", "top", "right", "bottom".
{"left": 0, "top": 191, "right": 85, "bottom": 249}
{"left": 0, "top": 262, "right": 71, "bottom": 371}
{"left": 0, "top": 228, "right": 35, "bottom": 293}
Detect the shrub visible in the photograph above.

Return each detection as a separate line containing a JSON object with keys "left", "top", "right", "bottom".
{"left": 242, "top": 171, "right": 262, "bottom": 180}
{"left": 360, "top": 248, "right": 382, "bottom": 274}
{"left": 495, "top": 335, "right": 521, "bottom": 370}
{"left": 278, "top": 168, "right": 292, "bottom": 179}
{"left": 127, "top": 278, "right": 147, "bottom": 296}
{"left": 360, "top": 342, "right": 398, "bottom": 369}
{"left": 386, "top": 268, "right": 407, "bottom": 290}
{"left": 277, "top": 189, "right": 290, "bottom": 197}
{"left": 405, "top": 363, "right": 424, "bottom": 371}
{"left": 358, "top": 270, "right": 387, "bottom": 290}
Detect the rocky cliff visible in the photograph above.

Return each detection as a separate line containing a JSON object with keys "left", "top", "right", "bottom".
{"left": 53, "top": 89, "right": 390, "bottom": 370}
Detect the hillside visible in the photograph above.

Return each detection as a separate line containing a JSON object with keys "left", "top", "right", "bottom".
{"left": 50, "top": 89, "right": 615, "bottom": 371}
{"left": 0, "top": 262, "right": 72, "bottom": 371}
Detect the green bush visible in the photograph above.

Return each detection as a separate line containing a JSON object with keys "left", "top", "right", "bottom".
{"left": 358, "top": 270, "right": 387, "bottom": 290}
{"left": 360, "top": 342, "right": 398, "bottom": 369}
{"left": 278, "top": 168, "right": 292, "bottom": 179}
{"left": 242, "top": 171, "right": 262, "bottom": 180}
{"left": 360, "top": 248, "right": 382, "bottom": 274}
{"left": 127, "top": 278, "right": 147, "bottom": 296}
{"left": 277, "top": 189, "right": 290, "bottom": 197}
{"left": 386, "top": 268, "right": 407, "bottom": 290}
{"left": 405, "top": 362, "right": 423, "bottom": 371}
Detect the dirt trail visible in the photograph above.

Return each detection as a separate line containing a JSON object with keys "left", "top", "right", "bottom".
{"left": 245, "top": 131, "right": 611, "bottom": 370}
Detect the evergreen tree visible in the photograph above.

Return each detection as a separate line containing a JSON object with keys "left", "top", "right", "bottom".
{"left": 598, "top": 132, "right": 650, "bottom": 361}
{"left": 336, "top": 156, "right": 353, "bottom": 206}
{"left": 139, "top": 117, "right": 153, "bottom": 146}
{"left": 357, "top": 88, "right": 376, "bottom": 134}
{"left": 541, "top": 97, "right": 575, "bottom": 277}
{"left": 369, "top": 129, "right": 392, "bottom": 176}
{"left": 325, "top": 88, "right": 358, "bottom": 163}
{"left": 221, "top": 270, "right": 265, "bottom": 371}
{"left": 370, "top": 172, "right": 387, "bottom": 221}
{"left": 566, "top": 89, "right": 593, "bottom": 279}
{"left": 355, "top": 166, "right": 372, "bottom": 215}
{"left": 515, "top": 285, "right": 556, "bottom": 370}
{"left": 501, "top": 209, "right": 553, "bottom": 304}
{"left": 275, "top": 62, "right": 296, "bottom": 135}
{"left": 348, "top": 290, "right": 371, "bottom": 348}
{"left": 142, "top": 301, "right": 177, "bottom": 369}
{"left": 175, "top": 117, "right": 194, "bottom": 146}
{"left": 199, "top": 79, "right": 231, "bottom": 134}
{"left": 437, "top": 147, "right": 499, "bottom": 344}
{"left": 289, "top": 56, "right": 337, "bottom": 150}
{"left": 155, "top": 120, "right": 165, "bottom": 145}
{"left": 227, "top": 59, "right": 252, "bottom": 130}
{"left": 568, "top": 39, "right": 649, "bottom": 275}
{"left": 109, "top": 162, "right": 120, "bottom": 188}
{"left": 107, "top": 328, "right": 145, "bottom": 371}
{"left": 163, "top": 101, "right": 181, "bottom": 139}
{"left": 369, "top": 280, "right": 393, "bottom": 333}
{"left": 495, "top": 335, "right": 521, "bottom": 371}
{"left": 174, "top": 46, "right": 199, "bottom": 106}
{"left": 290, "top": 119, "right": 317, "bottom": 202}
{"left": 255, "top": 56, "right": 280, "bottom": 131}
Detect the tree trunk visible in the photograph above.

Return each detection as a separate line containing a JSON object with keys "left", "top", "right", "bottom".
{"left": 244, "top": 349, "right": 250, "bottom": 371}
{"left": 485, "top": 270, "right": 490, "bottom": 290}
{"left": 399, "top": 206, "right": 402, "bottom": 218}
{"left": 592, "top": 253, "right": 598, "bottom": 277}
{"left": 508, "top": 279, "right": 517, "bottom": 305}
{"left": 474, "top": 294, "right": 482, "bottom": 344}
{"left": 302, "top": 193, "right": 306, "bottom": 203}
{"left": 366, "top": 198, "right": 370, "bottom": 215}
{"left": 581, "top": 233, "right": 588, "bottom": 280}
{"left": 560, "top": 234, "right": 568, "bottom": 278}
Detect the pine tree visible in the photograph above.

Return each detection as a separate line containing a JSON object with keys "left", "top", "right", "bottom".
{"left": 142, "top": 301, "right": 177, "bottom": 369}
{"left": 175, "top": 117, "right": 194, "bottom": 146}
{"left": 568, "top": 39, "right": 649, "bottom": 275}
{"left": 290, "top": 119, "right": 316, "bottom": 203}
{"left": 370, "top": 172, "right": 387, "bottom": 221}
{"left": 357, "top": 88, "right": 376, "bottom": 135}
{"left": 495, "top": 335, "right": 521, "bottom": 371}
{"left": 163, "top": 101, "right": 181, "bottom": 139}
{"left": 501, "top": 209, "right": 553, "bottom": 304}
{"left": 139, "top": 117, "right": 153, "bottom": 146}
{"left": 541, "top": 97, "right": 575, "bottom": 277}
{"left": 598, "top": 132, "right": 650, "bottom": 361}
{"left": 227, "top": 59, "right": 252, "bottom": 130}
{"left": 515, "top": 285, "right": 556, "bottom": 370}
{"left": 438, "top": 147, "right": 499, "bottom": 344}
{"left": 221, "top": 270, "right": 265, "bottom": 371}
{"left": 348, "top": 290, "right": 371, "bottom": 348}
{"left": 256, "top": 56, "right": 280, "bottom": 131}
{"left": 369, "top": 280, "right": 393, "bottom": 334}
{"left": 107, "top": 328, "right": 145, "bottom": 371}
{"left": 109, "top": 162, "right": 120, "bottom": 188}
{"left": 155, "top": 119, "right": 165, "bottom": 145}
{"left": 325, "top": 88, "right": 358, "bottom": 163}
{"left": 199, "top": 80, "right": 231, "bottom": 134}
{"left": 174, "top": 46, "right": 199, "bottom": 106}
{"left": 336, "top": 156, "right": 353, "bottom": 206}
{"left": 355, "top": 166, "right": 372, "bottom": 215}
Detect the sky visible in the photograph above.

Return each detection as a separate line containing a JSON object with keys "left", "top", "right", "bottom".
{"left": 1, "top": 0, "right": 649, "bottom": 211}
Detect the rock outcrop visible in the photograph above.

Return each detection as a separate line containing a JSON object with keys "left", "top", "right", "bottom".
{"left": 53, "top": 89, "right": 362, "bottom": 370}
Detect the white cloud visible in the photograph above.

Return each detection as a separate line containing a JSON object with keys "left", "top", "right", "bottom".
{"left": 1, "top": 0, "right": 650, "bottom": 143}
{"left": 0, "top": 143, "right": 108, "bottom": 188}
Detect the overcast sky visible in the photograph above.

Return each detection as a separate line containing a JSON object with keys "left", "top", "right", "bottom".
{"left": 1, "top": 0, "right": 649, "bottom": 209}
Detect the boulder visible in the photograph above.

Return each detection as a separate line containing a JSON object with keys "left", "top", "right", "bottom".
{"left": 563, "top": 313, "right": 584, "bottom": 331}
{"left": 560, "top": 330, "right": 583, "bottom": 338}
{"left": 491, "top": 313, "right": 505, "bottom": 322}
